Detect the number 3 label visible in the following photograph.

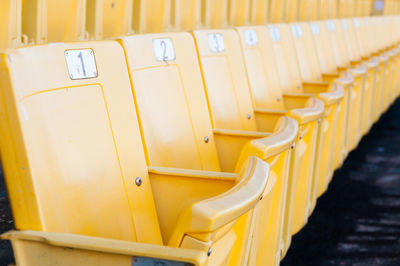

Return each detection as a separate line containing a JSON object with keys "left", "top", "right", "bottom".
{"left": 208, "top": 33, "right": 225, "bottom": 53}
{"left": 65, "top": 49, "right": 98, "bottom": 80}
{"left": 153, "top": 38, "right": 175, "bottom": 61}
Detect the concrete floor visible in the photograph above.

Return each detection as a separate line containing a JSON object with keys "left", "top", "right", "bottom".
{"left": 1, "top": 100, "right": 400, "bottom": 265}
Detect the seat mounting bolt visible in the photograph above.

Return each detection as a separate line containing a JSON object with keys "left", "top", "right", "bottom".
{"left": 135, "top": 177, "right": 142, "bottom": 186}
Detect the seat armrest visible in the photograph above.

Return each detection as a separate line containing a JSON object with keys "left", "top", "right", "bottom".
{"left": 2, "top": 230, "right": 207, "bottom": 266}
{"left": 302, "top": 81, "right": 344, "bottom": 106}
{"left": 284, "top": 97, "right": 325, "bottom": 124}
{"left": 169, "top": 157, "right": 272, "bottom": 246}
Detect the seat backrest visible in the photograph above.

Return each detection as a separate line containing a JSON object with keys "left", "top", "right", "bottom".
{"left": 0, "top": 41, "right": 162, "bottom": 245}
{"left": 192, "top": 29, "right": 258, "bottom": 131}
{"left": 119, "top": 33, "right": 221, "bottom": 171}
{"left": 86, "top": 0, "right": 133, "bottom": 40}
{"left": 248, "top": 0, "right": 269, "bottom": 25}
{"left": 23, "top": 0, "right": 86, "bottom": 44}
{"left": 268, "top": 24, "right": 304, "bottom": 93}
{"left": 356, "top": 0, "right": 372, "bottom": 16}
{"left": 326, "top": 0, "right": 339, "bottom": 19}
{"left": 289, "top": 22, "right": 323, "bottom": 82}
{"left": 202, "top": 0, "right": 228, "bottom": 28}
{"left": 0, "top": 0, "right": 21, "bottom": 50}
{"left": 228, "top": 0, "right": 250, "bottom": 26}
{"left": 298, "top": 0, "right": 319, "bottom": 21}
{"left": 133, "top": 0, "right": 171, "bottom": 33}
{"left": 235, "top": 26, "right": 286, "bottom": 110}
{"left": 338, "top": 0, "right": 356, "bottom": 18}
{"left": 285, "top": 0, "right": 299, "bottom": 22}
{"left": 269, "top": 0, "right": 286, "bottom": 23}
{"left": 171, "top": 0, "right": 201, "bottom": 31}
{"left": 310, "top": 21, "right": 339, "bottom": 74}
{"left": 327, "top": 20, "right": 352, "bottom": 68}
{"left": 342, "top": 18, "right": 364, "bottom": 61}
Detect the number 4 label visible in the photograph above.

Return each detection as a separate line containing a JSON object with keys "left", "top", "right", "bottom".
{"left": 65, "top": 49, "right": 98, "bottom": 80}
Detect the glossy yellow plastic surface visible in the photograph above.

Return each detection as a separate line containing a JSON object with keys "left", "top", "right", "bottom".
{"left": 171, "top": 0, "right": 201, "bottom": 31}
{"left": 0, "top": 40, "right": 275, "bottom": 266}
{"left": 22, "top": 0, "right": 86, "bottom": 44}
{"left": 248, "top": 0, "right": 269, "bottom": 25}
{"left": 272, "top": 23, "right": 344, "bottom": 232}
{"left": 298, "top": 0, "right": 320, "bottom": 21}
{"left": 269, "top": 0, "right": 286, "bottom": 23}
{"left": 202, "top": 0, "right": 228, "bottom": 28}
{"left": 133, "top": 0, "right": 171, "bottom": 33}
{"left": 119, "top": 32, "right": 297, "bottom": 265}
{"left": 192, "top": 28, "right": 301, "bottom": 265}
{"left": 228, "top": 0, "right": 250, "bottom": 26}
{"left": 86, "top": 0, "right": 134, "bottom": 40}
{"left": 236, "top": 25, "right": 331, "bottom": 259}
{"left": 0, "top": 0, "right": 21, "bottom": 50}
{"left": 338, "top": 0, "right": 356, "bottom": 18}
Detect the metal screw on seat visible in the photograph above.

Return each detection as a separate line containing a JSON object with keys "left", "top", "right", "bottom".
{"left": 204, "top": 136, "right": 209, "bottom": 143}
{"left": 207, "top": 248, "right": 212, "bottom": 256}
{"left": 135, "top": 177, "right": 142, "bottom": 186}
{"left": 247, "top": 114, "right": 251, "bottom": 119}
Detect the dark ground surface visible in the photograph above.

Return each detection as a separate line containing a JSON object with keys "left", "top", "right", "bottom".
{"left": 1, "top": 101, "right": 400, "bottom": 265}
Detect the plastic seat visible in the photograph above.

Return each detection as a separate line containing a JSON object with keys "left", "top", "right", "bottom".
{"left": 292, "top": 21, "right": 354, "bottom": 197}
{"left": 86, "top": 0, "right": 134, "bottom": 40}
{"left": 0, "top": 41, "right": 277, "bottom": 266}
{"left": 248, "top": 0, "right": 269, "bottom": 25}
{"left": 269, "top": 0, "right": 286, "bottom": 23}
{"left": 338, "top": 0, "right": 356, "bottom": 18}
{"left": 298, "top": 0, "right": 319, "bottom": 21}
{"left": 201, "top": 0, "right": 228, "bottom": 28}
{"left": 228, "top": 0, "right": 250, "bottom": 26}
{"left": 22, "top": 0, "right": 86, "bottom": 44}
{"left": 269, "top": 23, "right": 342, "bottom": 231}
{"left": 192, "top": 29, "right": 303, "bottom": 265}
{"left": 285, "top": 0, "right": 299, "bottom": 22}
{"left": 120, "top": 32, "right": 297, "bottom": 265}
{"left": 171, "top": 0, "right": 201, "bottom": 31}
{"left": 133, "top": 0, "right": 171, "bottom": 33}
{"left": 310, "top": 20, "right": 369, "bottom": 170}
{"left": 0, "top": 0, "right": 21, "bottom": 50}
{"left": 346, "top": 18, "right": 388, "bottom": 124}
{"left": 235, "top": 25, "right": 330, "bottom": 260}
{"left": 356, "top": 0, "right": 372, "bottom": 16}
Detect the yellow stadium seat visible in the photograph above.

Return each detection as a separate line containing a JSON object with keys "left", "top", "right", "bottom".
{"left": 347, "top": 18, "right": 388, "bottom": 123}
{"left": 307, "top": 21, "right": 354, "bottom": 190}
{"left": 228, "top": 0, "right": 250, "bottom": 26}
{"left": 298, "top": 0, "right": 320, "bottom": 21}
{"left": 0, "top": 40, "right": 277, "bottom": 266}
{"left": 285, "top": 0, "right": 299, "bottom": 22}
{"left": 235, "top": 25, "right": 330, "bottom": 260}
{"left": 338, "top": 0, "right": 357, "bottom": 17}
{"left": 120, "top": 31, "right": 297, "bottom": 265}
{"left": 86, "top": 0, "right": 134, "bottom": 40}
{"left": 202, "top": 0, "right": 228, "bottom": 28}
{"left": 269, "top": 0, "right": 286, "bottom": 23}
{"left": 171, "top": 0, "right": 201, "bottom": 31}
{"left": 248, "top": 0, "right": 269, "bottom": 25}
{"left": 22, "top": 0, "right": 86, "bottom": 44}
{"left": 356, "top": 0, "right": 373, "bottom": 16}
{"left": 310, "top": 20, "right": 368, "bottom": 169}
{"left": 0, "top": 0, "right": 21, "bottom": 50}
{"left": 133, "top": 0, "right": 171, "bottom": 33}
{"left": 326, "top": 0, "right": 339, "bottom": 19}
{"left": 274, "top": 23, "right": 344, "bottom": 218}
{"left": 192, "top": 28, "right": 310, "bottom": 265}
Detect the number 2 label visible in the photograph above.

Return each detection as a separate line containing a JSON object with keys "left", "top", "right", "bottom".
{"left": 153, "top": 38, "right": 176, "bottom": 61}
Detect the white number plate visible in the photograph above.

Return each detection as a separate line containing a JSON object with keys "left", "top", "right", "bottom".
{"left": 341, "top": 20, "right": 348, "bottom": 30}
{"left": 311, "top": 23, "right": 320, "bottom": 35}
{"left": 291, "top": 25, "right": 303, "bottom": 38}
{"left": 327, "top": 21, "right": 335, "bottom": 32}
{"left": 65, "top": 49, "right": 98, "bottom": 80}
{"left": 153, "top": 38, "right": 176, "bottom": 61}
{"left": 208, "top": 33, "right": 225, "bottom": 53}
{"left": 245, "top": 29, "right": 258, "bottom": 46}
{"left": 269, "top": 26, "right": 281, "bottom": 41}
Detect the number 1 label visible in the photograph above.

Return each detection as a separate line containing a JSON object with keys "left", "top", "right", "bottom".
{"left": 65, "top": 49, "right": 98, "bottom": 80}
